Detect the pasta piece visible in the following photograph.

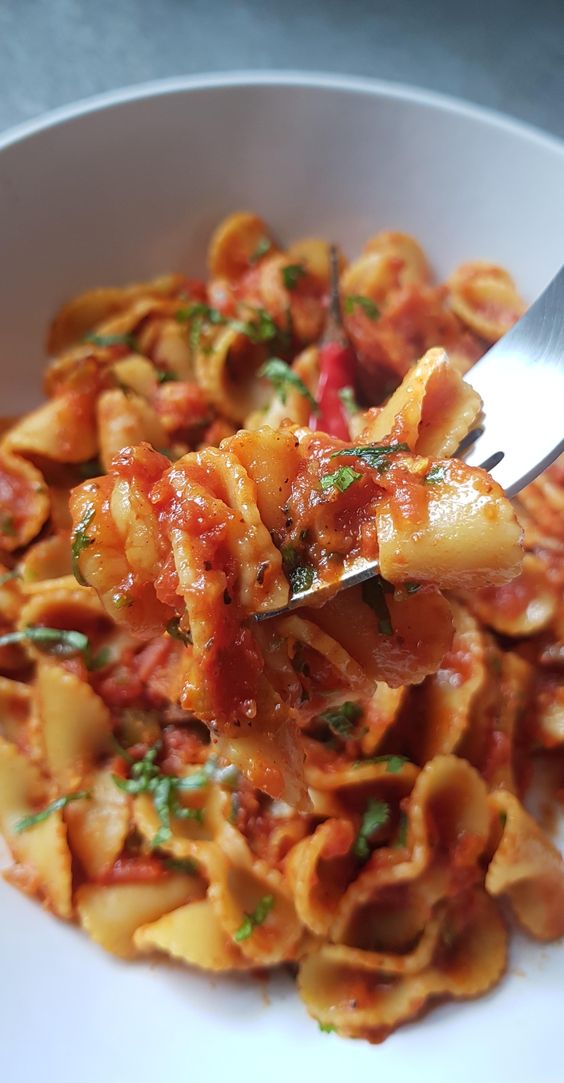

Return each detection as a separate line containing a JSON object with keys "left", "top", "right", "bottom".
{"left": 286, "top": 819, "right": 357, "bottom": 935}
{"left": 36, "top": 661, "right": 112, "bottom": 788}
{"left": 134, "top": 898, "right": 250, "bottom": 970}
{"left": 4, "top": 392, "right": 98, "bottom": 463}
{"left": 460, "top": 554, "right": 557, "bottom": 636}
{"left": 0, "top": 451, "right": 50, "bottom": 551}
{"left": 76, "top": 876, "right": 203, "bottom": 959}
{"left": 195, "top": 325, "right": 271, "bottom": 423}
{"left": 0, "top": 737, "right": 72, "bottom": 918}
{"left": 97, "top": 388, "right": 168, "bottom": 471}
{"left": 65, "top": 767, "right": 131, "bottom": 879}
{"left": 0, "top": 676, "right": 31, "bottom": 748}
{"left": 208, "top": 212, "right": 276, "bottom": 280}
{"left": 362, "top": 231, "right": 430, "bottom": 286}
{"left": 47, "top": 274, "right": 186, "bottom": 354}
{"left": 19, "top": 533, "right": 72, "bottom": 584}
{"left": 448, "top": 261, "right": 524, "bottom": 341}
{"left": 359, "top": 348, "right": 482, "bottom": 457}
{"left": 375, "top": 458, "right": 522, "bottom": 589}
{"left": 298, "top": 890, "right": 507, "bottom": 1040}
{"left": 486, "top": 790, "right": 564, "bottom": 939}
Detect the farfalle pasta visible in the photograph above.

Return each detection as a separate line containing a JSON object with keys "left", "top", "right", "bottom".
{"left": 0, "top": 213, "right": 562, "bottom": 1046}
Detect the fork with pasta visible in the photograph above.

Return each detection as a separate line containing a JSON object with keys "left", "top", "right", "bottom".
{"left": 0, "top": 211, "right": 562, "bottom": 1044}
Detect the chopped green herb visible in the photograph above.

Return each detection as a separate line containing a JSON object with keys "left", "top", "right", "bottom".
{"left": 425, "top": 464, "right": 447, "bottom": 484}
{"left": 113, "top": 592, "right": 133, "bottom": 610}
{"left": 344, "top": 295, "right": 380, "bottom": 319}
{"left": 338, "top": 386, "right": 360, "bottom": 416}
{"left": 71, "top": 504, "right": 95, "bottom": 585}
{"left": 499, "top": 811, "right": 507, "bottom": 829}
{"left": 281, "top": 544, "right": 298, "bottom": 573}
{"left": 85, "top": 645, "right": 111, "bottom": 672}
{"left": 163, "top": 856, "right": 198, "bottom": 875}
{"left": 394, "top": 811, "right": 409, "bottom": 849}
{"left": 249, "top": 236, "right": 273, "bottom": 263}
{"left": 320, "top": 466, "right": 362, "bottom": 493}
{"left": 354, "top": 799, "right": 390, "bottom": 860}
{"left": 230, "top": 308, "right": 283, "bottom": 345}
{"left": 0, "top": 626, "right": 89, "bottom": 657}
{"left": 84, "top": 332, "right": 138, "bottom": 351}
{"left": 15, "top": 790, "right": 91, "bottom": 833}
{"left": 233, "top": 894, "right": 274, "bottom": 942}
{"left": 75, "top": 458, "right": 103, "bottom": 480}
{"left": 281, "top": 262, "right": 307, "bottom": 290}
{"left": 362, "top": 576, "right": 393, "bottom": 636}
{"left": 288, "top": 563, "right": 315, "bottom": 595}
{"left": 258, "top": 358, "right": 318, "bottom": 411}
{"left": 404, "top": 581, "right": 421, "bottom": 594}
{"left": 113, "top": 744, "right": 204, "bottom": 848}
{"left": 354, "top": 754, "right": 408, "bottom": 773}
{"left": 318, "top": 1022, "right": 336, "bottom": 1034}
{"left": 156, "top": 369, "right": 178, "bottom": 384}
{"left": 319, "top": 701, "right": 362, "bottom": 737}
{"left": 0, "top": 568, "right": 20, "bottom": 587}
{"left": 1, "top": 515, "right": 16, "bottom": 537}
{"left": 332, "top": 442, "right": 409, "bottom": 474}
{"left": 229, "top": 792, "right": 239, "bottom": 824}
{"left": 166, "top": 616, "right": 192, "bottom": 646}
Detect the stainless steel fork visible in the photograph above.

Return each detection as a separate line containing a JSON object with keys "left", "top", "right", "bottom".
{"left": 256, "top": 264, "right": 564, "bottom": 620}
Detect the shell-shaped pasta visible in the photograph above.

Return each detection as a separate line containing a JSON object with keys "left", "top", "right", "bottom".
{"left": 195, "top": 325, "right": 270, "bottom": 423}
{"left": 65, "top": 767, "right": 131, "bottom": 879}
{"left": 486, "top": 790, "right": 564, "bottom": 939}
{"left": 461, "top": 554, "right": 557, "bottom": 636}
{"left": 36, "top": 661, "right": 112, "bottom": 788}
{"left": 76, "top": 875, "right": 203, "bottom": 958}
{"left": 362, "top": 231, "right": 430, "bottom": 286}
{"left": 4, "top": 392, "right": 98, "bottom": 463}
{"left": 134, "top": 898, "right": 250, "bottom": 970}
{"left": 448, "top": 261, "right": 524, "bottom": 341}
{"left": 285, "top": 819, "right": 356, "bottom": 935}
{"left": 376, "top": 459, "right": 523, "bottom": 590}
{"left": 0, "top": 676, "right": 31, "bottom": 748}
{"left": 533, "top": 677, "right": 564, "bottom": 748}
{"left": 19, "top": 533, "right": 72, "bottom": 584}
{"left": 111, "top": 355, "right": 159, "bottom": 399}
{"left": 0, "top": 737, "right": 72, "bottom": 917}
{"left": 482, "top": 652, "right": 532, "bottom": 793}
{"left": 258, "top": 251, "right": 326, "bottom": 344}
{"left": 208, "top": 212, "right": 276, "bottom": 280}
{"left": 298, "top": 890, "right": 506, "bottom": 1040}
{"left": 360, "top": 347, "right": 482, "bottom": 457}
{"left": 0, "top": 450, "right": 50, "bottom": 551}
{"left": 47, "top": 274, "right": 185, "bottom": 354}
{"left": 408, "top": 604, "right": 491, "bottom": 763}
{"left": 97, "top": 388, "right": 168, "bottom": 471}
{"left": 340, "top": 251, "right": 404, "bottom": 309}
{"left": 246, "top": 346, "right": 319, "bottom": 431}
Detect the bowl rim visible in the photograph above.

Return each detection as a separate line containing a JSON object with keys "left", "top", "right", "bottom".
{"left": 1, "top": 70, "right": 563, "bottom": 159}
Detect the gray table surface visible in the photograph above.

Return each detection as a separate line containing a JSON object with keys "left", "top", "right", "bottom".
{"left": 1, "top": 0, "right": 564, "bottom": 140}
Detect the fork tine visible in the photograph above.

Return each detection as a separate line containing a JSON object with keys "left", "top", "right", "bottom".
{"left": 463, "top": 264, "right": 564, "bottom": 496}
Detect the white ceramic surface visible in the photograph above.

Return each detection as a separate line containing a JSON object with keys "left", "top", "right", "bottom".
{"left": 0, "top": 73, "right": 563, "bottom": 1083}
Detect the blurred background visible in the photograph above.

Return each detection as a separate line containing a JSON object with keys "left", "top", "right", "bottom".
{"left": 1, "top": 0, "right": 564, "bottom": 137}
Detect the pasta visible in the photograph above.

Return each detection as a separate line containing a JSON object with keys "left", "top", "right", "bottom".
{"left": 0, "top": 212, "right": 562, "bottom": 1046}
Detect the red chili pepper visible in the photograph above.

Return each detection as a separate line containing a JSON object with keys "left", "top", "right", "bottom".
{"left": 311, "top": 340, "right": 357, "bottom": 440}
{"left": 309, "top": 245, "right": 358, "bottom": 439}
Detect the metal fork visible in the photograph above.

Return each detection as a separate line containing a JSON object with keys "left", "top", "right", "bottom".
{"left": 256, "top": 264, "right": 564, "bottom": 620}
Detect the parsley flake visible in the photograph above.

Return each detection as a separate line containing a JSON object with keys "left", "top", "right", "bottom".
{"left": 394, "top": 811, "right": 409, "bottom": 849}
{"left": 71, "top": 505, "right": 95, "bottom": 585}
{"left": 163, "top": 857, "right": 198, "bottom": 875}
{"left": 281, "top": 263, "right": 307, "bottom": 290}
{"left": 354, "top": 799, "right": 390, "bottom": 860}
{"left": 354, "top": 754, "right": 408, "bottom": 773}
{"left": 362, "top": 576, "right": 394, "bottom": 636}
{"left": 233, "top": 894, "right": 274, "bottom": 942}
{"left": 113, "top": 744, "right": 204, "bottom": 847}
{"left": 319, "top": 701, "right": 362, "bottom": 737}
{"left": 338, "top": 386, "right": 360, "bottom": 416}
{"left": 425, "top": 464, "right": 447, "bottom": 484}
{"left": 156, "top": 369, "right": 178, "bottom": 384}
{"left": 258, "top": 358, "right": 318, "bottom": 411}
{"left": 332, "top": 442, "right": 409, "bottom": 474}
{"left": 166, "top": 616, "right": 192, "bottom": 646}
{"left": 0, "top": 626, "right": 89, "bottom": 657}
{"left": 0, "top": 568, "right": 19, "bottom": 587}
{"left": 344, "top": 295, "right": 380, "bottom": 319}
{"left": 84, "top": 332, "right": 138, "bottom": 351}
{"left": 288, "top": 563, "right": 315, "bottom": 595}
{"left": 15, "top": 790, "right": 91, "bottom": 833}
{"left": 1, "top": 515, "right": 16, "bottom": 537}
{"left": 249, "top": 236, "right": 273, "bottom": 263}
{"left": 318, "top": 1022, "right": 336, "bottom": 1033}
{"left": 320, "top": 466, "right": 362, "bottom": 493}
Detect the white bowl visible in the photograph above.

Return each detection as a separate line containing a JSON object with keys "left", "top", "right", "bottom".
{"left": 0, "top": 73, "right": 563, "bottom": 1083}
